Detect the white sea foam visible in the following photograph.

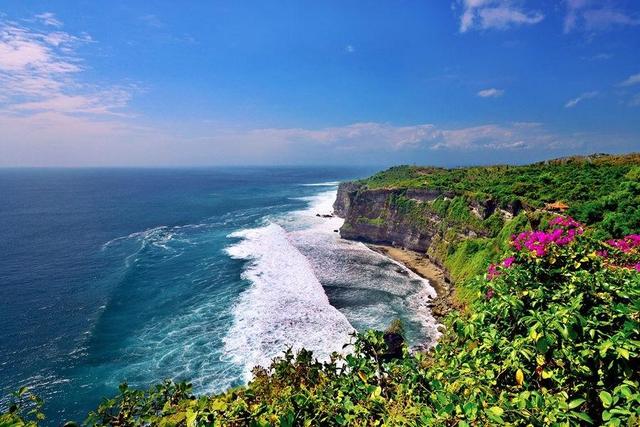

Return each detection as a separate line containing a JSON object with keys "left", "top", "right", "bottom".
{"left": 224, "top": 222, "right": 355, "bottom": 381}
{"left": 287, "top": 189, "right": 440, "bottom": 344}
{"left": 223, "top": 188, "right": 441, "bottom": 382}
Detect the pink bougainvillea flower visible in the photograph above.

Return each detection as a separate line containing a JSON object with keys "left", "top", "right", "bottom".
{"left": 487, "top": 264, "right": 499, "bottom": 280}
{"left": 486, "top": 288, "right": 495, "bottom": 300}
{"left": 510, "top": 216, "right": 585, "bottom": 257}
{"left": 607, "top": 234, "right": 640, "bottom": 253}
{"left": 549, "top": 216, "right": 563, "bottom": 226}
{"left": 502, "top": 256, "right": 515, "bottom": 268}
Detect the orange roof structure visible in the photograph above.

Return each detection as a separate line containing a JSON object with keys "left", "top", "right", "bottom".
{"left": 545, "top": 201, "right": 570, "bottom": 212}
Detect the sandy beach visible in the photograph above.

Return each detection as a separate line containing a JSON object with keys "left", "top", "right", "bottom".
{"left": 366, "top": 244, "right": 456, "bottom": 320}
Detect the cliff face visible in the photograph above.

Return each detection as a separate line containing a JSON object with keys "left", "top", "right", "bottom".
{"left": 332, "top": 182, "right": 360, "bottom": 218}
{"left": 332, "top": 181, "right": 515, "bottom": 276}
{"left": 333, "top": 183, "right": 441, "bottom": 252}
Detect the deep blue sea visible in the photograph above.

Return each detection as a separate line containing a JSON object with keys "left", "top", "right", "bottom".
{"left": 0, "top": 167, "right": 439, "bottom": 425}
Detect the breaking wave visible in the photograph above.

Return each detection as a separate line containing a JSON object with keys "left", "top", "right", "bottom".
{"left": 224, "top": 223, "right": 355, "bottom": 380}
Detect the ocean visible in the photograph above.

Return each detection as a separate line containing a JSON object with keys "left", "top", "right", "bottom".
{"left": 0, "top": 167, "right": 439, "bottom": 424}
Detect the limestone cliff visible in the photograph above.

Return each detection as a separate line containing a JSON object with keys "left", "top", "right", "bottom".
{"left": 334, "top": 183, "right": 438, "bottom": 251}
{"left": 332, "top": 181, "right": 518, "bottom": 283}
{"left": 334, "top": 154, "right": 640, "bottom": 294}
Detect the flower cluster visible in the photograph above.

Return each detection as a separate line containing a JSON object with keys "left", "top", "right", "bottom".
{"left": 487, "top": 256, "right": 516, "bottom": 281}
{"left": 511, "top": 216, "right": 584, "bottom": 257}
{"left": 487, "top": 264, "right": 500, "bottom": 280}
{"left": 486, "top": 216, "right": 640, "bottom": 280}
{"left": 502, "top": 256, "right": 515, "bottom": 268}
{"left": 606, "top": 234, "right": 640, "bottom": 253}
{"left": 548, "top": 216, "right": 582, "bottom": 228}
{"left": 598, "top": 234, "right": 640, "bottom": 272}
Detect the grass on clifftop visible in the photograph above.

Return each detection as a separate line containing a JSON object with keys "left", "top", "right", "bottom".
{"left": 360, "top": 153, "right": 640, "bottom": 240}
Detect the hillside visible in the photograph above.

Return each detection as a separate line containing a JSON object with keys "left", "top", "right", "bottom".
{"left": 5, "top": 212, "right": 638, "bottom": 426}
{"left": 334, "top": 153, "right": 640, "bottom": 297}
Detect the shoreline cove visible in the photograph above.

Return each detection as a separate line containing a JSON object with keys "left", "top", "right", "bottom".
{"left": 222, "top": 187, "right": 442, "bottom": 381}
{"left": 364, "top": 244, "right": 455, "bottom": 323}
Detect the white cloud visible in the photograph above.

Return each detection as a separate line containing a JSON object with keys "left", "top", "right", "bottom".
{"left": 564, "top": 91, "right": 598, "bottom": 108}
{"left": 345, "top": 44, "right": 355, "bottom": 53}
{"left": 619, "top": 72, "right": 640, "bottom": 87}
{"left": 34, "top": 12, "right": 63, "bottom": 28}
{"left": 191, "top": 121, "right": 572, "bottom": 153}
{"left": 564, "top": 0, "right": 639, "bottom": 33}
{"left": 586, "top": 52, "right": 612, "bottom": 61}
{"left": 582, "top": 8, "right": 640, "bottom": 30}
{"left": 11, "top": 90, "right": 132, "bottom": 116}
{"left": 0, "top": 16, "right": 133, "bottom": 119}
{"left": 0, "top": 14, "right": 139, "bottom": 167}
{"left": 0, "top": 114, "right": 615, "bottom": 166}
{"left": 477, "top": 88, "right": 504, "bottom": 98}
{"left": 564, "top": 0, "right": 589, "bottom": 33}
{"left": 458, "top": 0, "right": 543, "bottom": 33}
{"left": 140, "top": 14, "right": 165, "bottom": 29}
{"left": 0, "top": 25, "right": 80, "bottom": 73}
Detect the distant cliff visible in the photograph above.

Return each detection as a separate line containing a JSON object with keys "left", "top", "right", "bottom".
{"left": 334, "top": 184, "right": 507, "bottom": 250}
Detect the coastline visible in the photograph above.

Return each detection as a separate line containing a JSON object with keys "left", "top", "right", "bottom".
{"left": 366, "top": 244, "right": 456, "bottom": 322}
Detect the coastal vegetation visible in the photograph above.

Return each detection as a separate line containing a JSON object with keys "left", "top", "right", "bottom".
{"left": 2, "top": 154, "right": 639, "bottom": 426}
{"left": 341, "top": 154, "right": 640, "bottom": 303}
{"left": 360, "top": 154, "right": 640, "bottom": 240}
{"left": 3, "top": 216, "right": 638, "bottom": 425}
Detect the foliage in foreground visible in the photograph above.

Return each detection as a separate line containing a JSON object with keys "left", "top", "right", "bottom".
{"left": 2, "top": 219, "right": 639, "bottom": 426}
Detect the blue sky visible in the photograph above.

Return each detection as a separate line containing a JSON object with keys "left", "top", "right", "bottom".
{"left": 0, "top": 1, "right": 639, "bottom": 166}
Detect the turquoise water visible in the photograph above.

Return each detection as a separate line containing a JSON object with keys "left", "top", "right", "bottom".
{"left": 0, "top": 167, "right": 439, "bottom": 424}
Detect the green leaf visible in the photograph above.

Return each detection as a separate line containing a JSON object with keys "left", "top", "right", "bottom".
{"left": 487, "top": 406, "right": 504, "bottom": 417}
{"left": 599, "top": 341, "right": 613, "bottom": 357}
{"left": 536, "top": 337, "right": 550, "bottom": 353}
{"left": 616, "top": 348, "right": 630, "bottom": 360}
{"left": 568, "top": 398, "right": 585, "bottom": 409}
{"left": 572, "top": 412, "right": 594, "bottom": 424}
{"left": 599, "top": 391, "right": 613, "bottom": 408}
{"left": 211, "top": 399, "right": 227, "bottom": 411}
{"left": 186, "top": 409, "right": 197, "bottom": 427}
{"left": 463, "top": 402, "right": 477, "bottom": 418}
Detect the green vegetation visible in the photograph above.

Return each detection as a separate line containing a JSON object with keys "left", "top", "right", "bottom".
{"left": 4, "top": 221, "right": 638, "bottom": 426}
{"left": 356, "top": 216, "right": 385, "bottom": 227}
{"left": 358, "top": 154, "right": 640, "bottom": 294}
{"left": 360, "top": 153, "right": 640, "bottom": 239}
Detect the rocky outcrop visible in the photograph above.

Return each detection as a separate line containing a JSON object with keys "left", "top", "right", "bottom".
{"left": 333, "top": 182, "right": 445, "bottom": 252}
{"left": 332, "top": 182, "right": 361, "bottom": 217}
{"left": 333, "top": 182, "right": 520, "bottom": 254}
